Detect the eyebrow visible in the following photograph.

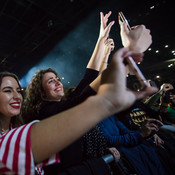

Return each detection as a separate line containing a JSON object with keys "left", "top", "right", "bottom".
{"left": 2, "top": 86, "right": 13, "bottom": 90}
{"left": 47, "top": 77, "right": 54, "bottom": 82}
{"left": 2, "top": 86, "right": 21, "bottom": 90}
{"left": 47, "top": 76, "right": 60, "bottom": 82}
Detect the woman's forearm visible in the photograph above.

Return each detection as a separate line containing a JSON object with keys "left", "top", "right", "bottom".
{"left": 30, "top": 96, "right": 110, "bottom": 164}
{"left": 87, "top": 37, "right": 105, "bottom": 71}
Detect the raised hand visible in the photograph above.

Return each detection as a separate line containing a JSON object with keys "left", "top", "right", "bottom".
{"left": 99, "top": 11, "right": 115, "bottom": 39}
{"left": 87, "top": 11, "right": 114, "bottom": 71}
{"left": 160, "top": 83, "right": 174, "bottom": 93}
{"left": 97, "top": 48, "right": 158, "bottom": 115}
{"left": 119, "top": 21, "right": 152, "bottom": 53}
{"left": 104, "top": 38, "right": 115, "bottom": 57}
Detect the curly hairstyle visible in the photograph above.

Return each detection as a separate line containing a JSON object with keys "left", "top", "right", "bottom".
{"left": 0, "top": 71, "right": 24, "bottom": 128}
{"left": 22, "top": 68, "right": 60, "bottom": 123}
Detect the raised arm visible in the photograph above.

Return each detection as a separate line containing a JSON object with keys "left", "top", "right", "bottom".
{"left": 89, "top": 49, "right": 144, "bottom": 92}
{"left": 30, "top": 48, "right": 158, "bottom": 164}
{"left": 99, "top": 38, "right": 115, "bottom": 74}
{"left": 119, "top": 20, "right": 152, "bottom": 52}
{"left": 144, "top": 83, "right": 174, "bottom": 110}
{"left": 86, "top": 11, "right": 114, "bottom": 71}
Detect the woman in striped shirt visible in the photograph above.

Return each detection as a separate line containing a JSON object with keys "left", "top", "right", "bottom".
{"left": 0, "top": 48, "right": 157, "bottom": 174}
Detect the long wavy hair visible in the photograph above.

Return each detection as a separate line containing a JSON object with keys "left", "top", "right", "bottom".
{"left": 0, "top": 71, "right": 24, "bottom": 128}
{"left": 22, "top": 68, "right": 60, "bottom": 123}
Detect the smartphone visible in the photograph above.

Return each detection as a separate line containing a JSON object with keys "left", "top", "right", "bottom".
{"left": 118, "top": 11, "right": 131, "bottom": 30}
{"left": 118, "top": 11, "right": 149, "bottom": 90}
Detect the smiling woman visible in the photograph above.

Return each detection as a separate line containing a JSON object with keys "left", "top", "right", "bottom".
{"left": 42, "top": 72, "right": 65, "bottom": 102}
{"left": 0, "top": 72, "right": 33, "bottom": 174}
{"left": 0, "top": 72, "right": 24, "bottom": 130}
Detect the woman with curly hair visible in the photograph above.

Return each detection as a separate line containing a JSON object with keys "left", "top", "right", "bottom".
{"left": 22, "top": 11, "right": 153, "bottom": 174}
{"left": 22, "top": 11, "right": 116, "bottom": 123}
{"left": 22, "top": 68, "right": 61, "bottom": 122}
{"left": 21, "top": 12, "right": 118, "bottom": 174}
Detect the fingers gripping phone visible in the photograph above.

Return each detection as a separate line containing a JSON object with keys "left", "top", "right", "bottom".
{"left": 118, "top": 11, "right": 149, "bottom": 90}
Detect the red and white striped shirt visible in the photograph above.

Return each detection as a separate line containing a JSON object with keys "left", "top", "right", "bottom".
{"left": 0, "top": 121, "right": 60, "bottom": 175}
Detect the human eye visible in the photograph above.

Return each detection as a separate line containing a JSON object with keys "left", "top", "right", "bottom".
{"left": 48, "top": 79, "right": 54, "bottom": 84}
{"left": 3, "top": 88, "right": 12, "bottom": 93}
{"left": 57, "top": 77, "right": 61, "bottom": 82}
{"left": 17, "top": 88, "right": 23, "bottom": 95}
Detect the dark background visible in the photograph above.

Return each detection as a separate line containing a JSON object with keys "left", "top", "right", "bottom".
{"left": 0, "top": 0, "right": 174, "bottom": 88}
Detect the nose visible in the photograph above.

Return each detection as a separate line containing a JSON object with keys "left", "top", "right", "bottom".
{"left": 13, "top": 91, "right": 22, "bottom": 101}
{"left": 55, "top": 79, "right": 61, "bottom": 85}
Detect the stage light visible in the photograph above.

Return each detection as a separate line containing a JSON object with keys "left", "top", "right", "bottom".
{"left": 168, "top": 64, "right": 173, "bottom": 68}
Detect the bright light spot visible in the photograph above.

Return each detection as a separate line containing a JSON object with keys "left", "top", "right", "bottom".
{"left": 156, "top": 75, "right": 160, "bottom": 79}
{"left": 148, "top": 48, "right": 152, "bottom": 51}
{"left": 155, "top": 50, "right": 159, "bottom": 53}
{"left": 172, "top": 50, "right": 175, "bottom": 53}
{"left": 137, "top": 62, "right": 141, "bottom": 65}
{"left": 62, "top": 77, "right": 64, "bottom": 80}
{"left": 168, "top": 64, "right": 173, "bottom": 68}
{"left": 150, "top": 6, "right": 155, "bottom": 9}
{"left": 165, "top": 45, "right": 168, "bottom": 48}
{"left": 68, "top": 81, "right": 70, "bottom": 84}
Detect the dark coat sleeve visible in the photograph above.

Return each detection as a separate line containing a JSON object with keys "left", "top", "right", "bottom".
{"left": 69, "top": 68, "right": 99, "bottom": 96}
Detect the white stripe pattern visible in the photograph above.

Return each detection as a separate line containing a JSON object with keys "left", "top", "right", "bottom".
{"left": 0, "top": 121, "right": 39, "bottom": 175}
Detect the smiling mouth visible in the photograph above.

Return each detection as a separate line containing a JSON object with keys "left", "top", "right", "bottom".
{"left": 55, "top": 88, "right": 62, "bottom": 92}
{"left": 10, "top": 103, "right": 20, "bottom": 109}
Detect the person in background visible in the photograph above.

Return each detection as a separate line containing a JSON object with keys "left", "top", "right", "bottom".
{"left": 98, "top": 114, "right": 170, "bottom": 175}
{"left": 144, "top": 83, "right": 174, "bottom": 112}
{"left": 144, "top": 83, "right": 175, "bottom": 133}
{"left": 158, "top": 85, "right": 175, "bottom": 125}
{"left": 116, "top": 98, "right": 175, "bottom": 174}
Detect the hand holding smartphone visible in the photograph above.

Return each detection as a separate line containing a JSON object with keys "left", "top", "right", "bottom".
{"left": 118, "top": 11, "right": 131, "bottom": 30}
{"left": 118, "top": 11, "right": 149, "bottom": 90}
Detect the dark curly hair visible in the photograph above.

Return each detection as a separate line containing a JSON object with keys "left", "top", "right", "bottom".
{"left": 0, "top": 71, "right": 24, "bottom": 128}
{"left": 22, "top": 68, "right": 60, "bottom": 123}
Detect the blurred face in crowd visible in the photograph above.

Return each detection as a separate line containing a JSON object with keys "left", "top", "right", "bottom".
{"left": 170, "top": 94, "right": 175, "bottom": 105}
{"left": 42, "top": 72, "right": 64, "bottom": 101}
{"left": 0, "top": 76, "right": 23, "bottom": 118}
